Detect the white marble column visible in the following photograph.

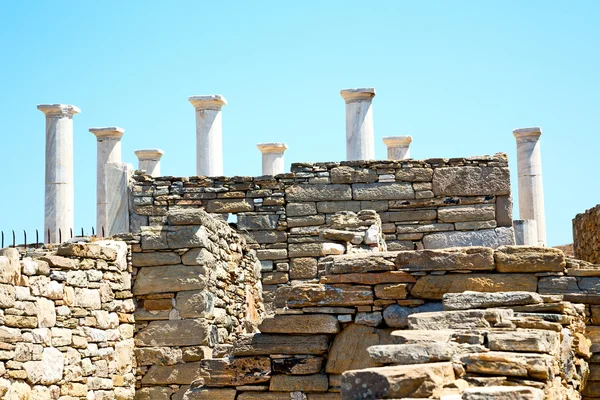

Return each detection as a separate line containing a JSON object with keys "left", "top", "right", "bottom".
{"left": 382, "top": 136, "right": 412, "bottom": 160}
{"left": 135, "top": 149, "right": 164, "bottom": 177}
{"left": 513, "top": 219, "right": 538, "bottom": 246}
{"left": 340, "top": 88, "right": 376, "bottom": 161}
{"left": 513, "top": 127, "right": 546, "bottom": 246}
{"left": 257, "top": 143, "right": 288, "bottom": 175}
{"left": 189, "top": 95, "right": 227, "bottom": 176}
{"left": 89, "top": 127, "right": 124, "bottom": 236}
{"left": 105, "top": 162, "right": 133, "bottom": 236}
{"left": 38, "top": 104, "right": 80, "bottom": 243}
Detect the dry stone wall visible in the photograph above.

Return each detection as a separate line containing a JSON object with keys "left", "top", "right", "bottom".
{"left": 185, "top": 246, "right": 600, "bottom": 399}
{"left": 0, "top": 241, "right": 135, "bottom": 399}
{"left": 574, "top": 204, "right": 600, "bottom": 264}
{"left": 129, "top": 154, "right": 515, "bottom": 293}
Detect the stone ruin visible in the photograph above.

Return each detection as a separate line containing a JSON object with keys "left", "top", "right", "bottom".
{"left": 2, "top": 88, "right": 598, "bottom": 399}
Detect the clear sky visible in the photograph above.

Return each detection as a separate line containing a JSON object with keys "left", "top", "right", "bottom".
{"left": 0, "top": 1, "right": 598, "bottom": 246}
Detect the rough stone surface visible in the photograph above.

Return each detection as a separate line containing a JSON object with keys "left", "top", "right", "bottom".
{"left": 442, "top": 291, "right": 543, "bottom": 311}
{"left": 423, "top": 228, "right": 515, "bottom": 249}
{"left": 396, "top": 247, "right": 494, "bottom": 271}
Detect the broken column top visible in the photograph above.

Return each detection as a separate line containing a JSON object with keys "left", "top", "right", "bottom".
{"left": 89, "top": 127, "right": 125, "bottom": 139}
{"left": 257, "top": 143, "right": 288, "bottom": 154}
{"left": 135, "top": 149, "right": 165, "bottom": 160}
{"left": 340, "top": 88, "right": 376, "bottom": 103}
{"left": 188, "top": 94, "right": 228, "bottom": 109}
{"left": 382, "top": 136, "right": 412, "bottom": 147}
{"left": 37, "top": 104, "right": 81, "bottom": 116}
{"left": 513, "top": 127, "right": 542, "bottom": 140}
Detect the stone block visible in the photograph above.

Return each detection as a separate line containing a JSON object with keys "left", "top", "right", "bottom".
{"left": 463, "top": 387, "right": 544, "bottom": 400}
{"left": 396, "top": 247, "right": 494, "bottom": 271}
{"left": 167, "top": 225, "right": 210, "bottom": 249}
{"left": 182, "top": 387, "right": 236, "bottom": 400}
{"left": 205, "top": 199, "right": 253, "bottom": 213}
{"left": 494, "top": 246, "right": 565, "bottom": 273}
{"left": 320, "top": 271, "right": 415, "bottom": 285}
{"left": 269, "top": 374, "right": 328, "bottom": 392}
{"left": 388, "top": 210, "right": 436, "bottom": 222}
{"left": 259, "top": 315, "right": 340, "bottom": 334}
{"left": 432, "top": 166, "right": 510, "bottom": 196}
{"left": 438, "top": 204, "right": 496, "bottom": 223}
{"left": 367, "top": 342, "right": 457, "bottom": 364}
{"left": 355, "top": 311, "right": 383, "bottom": 326}
{"left": 140, "top": 227, "right": 168, "bottom": 250}
{"left": 272, "top": 356, "right": 323, "bottom": 375}
{"left": 495, "top": 195, "right": 513, "bottom": 227}
{"left": 135, "top": 319, "right": 213, "bottom": 347}
{"left": 285, "top": 284, "right": 373, "bottom": 307}
{"left": 395, "top": 168, "right": 433, "bottom": 182}
{"left": 261, "top": 271, "right": 289, "bottom": 285}
{"left": 408, "top": 309, "right": 513, "bottom": 330}
{"left": 442, "top": 291, "right": 543, "bottom": 311}
{"left": 256, "top": 249, "right": 288, "bottom": 260}
{"left": 460, "top": 351, "right": 554, "bottom": 380}
{"left": 288, "top": 243, "right": 345, "bottom": 257}
{"left": 176, "top": 290, "right": 213, "bottom": 318}
{"left": 248, "top": 230, "right": 287, "bottom": 244}
{"left": 316, "top": 201, "right": 361, "bottom": 213}
{"left": 142, "top": 362, "right": 202, "bottom": 385}
{"left": 382, "top": 302, "right": 444, "bottom": 328}
{"left": 324, "top": 253, "right": 396, "bottom": 274}
{"left": 287, "top": 215, "right": 326, "bottom": 228}
{"left": 0, "top": 284, "right": 16, "bottom": 308}
{"left": 286, "top": 184, "right": 352, "bottom": 202}
{"left": 232, "top": 334, "right": 330, "bottom": 356}
{"left": 330, "top": 166, "right": 378, "bottom": 184}
{"left": 455, "top": 220, "right": 497, "bottom": 230}
{"left": 134, "top": 347, "right": 182, "bottom": 366}
{"left": 286, "top": 202, "right": 317, "bottom": 216}
{"left": 199, "top": 357, "right": 271, "bottom": 386}
{"left": 352, "top": 183, "right": 414, "bottom": 200}
{"left": 133, "top": 265, "right": 207, "bottom": 295}
{"left": 374, "top": 283, "right": 410, "bottom": 299}
{"left": 132, "top": 251, "right": 181, "bottom": 266}
{"left": 422, "top": 227, "right": 515, "bottom": 249}
{"left": 290, "top": 258, "right": 318, "bottom": 279}
{"left": 411, "top": 273, "right": 538, "bottom": 300}
{"left": 181, "top": 248, "right": 216, "bottom": 266}
{"left": 57, "top": 241, "right": 123, "bottom": 261}
{"left": 238, "top": 214, "right": 280, "bottom": 230}
{"left": 487, "top": 330, "right": 559, "bottom": 353}
{"left": 537, "top": 276, "right": 579, "bottom": 294}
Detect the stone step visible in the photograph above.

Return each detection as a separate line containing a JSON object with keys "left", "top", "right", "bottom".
{"left": 367, "top": 342, "right": 459, "bottom": 365}
{"left": 390, "top": 329, "right": 455, "bottom": 344}
{"left": 442, "top": 291, "right": 543, "bottom": 311}
{"left": 407, "top": 309, "right": 514, "bottom": 330}
{"left": 461, "top": 386, "right": 544, "bottom": 400}
{"left": 459, "top": 351, "right": 555, "bottom": 380}
{"left": 340, "top": 362, "right": 456, "bottom": 399}
{"left": 486, "top": 330, "right": 559, "bottom": 354}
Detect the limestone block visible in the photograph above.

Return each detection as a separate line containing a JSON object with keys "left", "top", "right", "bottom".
{"left": 411, "top": 273, "right": 537, "bottom": 300}
{"left": 167, "top": 226, "right": 210, "bottom": 249}
{"left": 487, "top": 330, "right": 559, "bottom": 353}
{"left": 0, "top": 284, "right": 16, "bottom": 308}
{"left": 316, "top": 201, "right": 361, "bottom": 213}
{"left": 232, "top": 334, "right": 330, "bottom": 356}
{"left": 140, "top": 227, "right": 168, "bottom": 250}
{"left": 396, "top": 247, "right": 494, "bottom": 271}
{"left": 286, "top": 202, "right": 317, "bottom": 216}
{"left": 382, "top": 303, "right": 444, "bottom": 328}
{"left": 74, "top": 288, "right": 101, "bottom": 309}
{"left": 340, "top": 362, "right": 455, "bottom": 399}
{"left": 432, "top": 166, "right": 510, "bottom": 196}
{"left": 494, "top": 246, "right": 565, "bottom": 273}
{"left": 537, "top": 276, "right": 579, "bottom": 294}
{"left": 134, "top": 387, "right": 174, "bottom": 400}
{"left": 272, "top": 357, "right": 324, "bottom": 375}
{"left": 270, "top": 374, "right": 328, "bottom": 392}
{"left": 423, "top": 227, "right": 515, "bottom": 249}
{"left": 442, "top": 291, "right": 543, "bottom": 311}
{"left": 256, "top": 249, "right": 288, "bottom": 260}
{"left": 287, "top": 215, "right": 326, "bottom": 228}
{"left": 288, "top": 243, "right": 345, "bottom": 258}
{"left": 199, "top": 357, "right": 271, "bottom": 386}
{"left": 237, "top": 214, "right": 280, "bottom": 230}
{"left": 462, "top": 386, "right": 544, "bottom": 400}
{"left": 388, "top": 209, "right": 436, "bottom": 222}
{"left": 176, "top": 290, "right": 214, "bottom": 318}
{"left": 134, "top": 347, "right": 182, "bottom": 366}
{"left": 460, "top": 351, "right": 554, "bottom": 380}
{"left": 205, "top": 199, "right": 253, "bottom": 213}
{"left": 135, "top": 319, "right": 213, "bottom": 347}
{"left": 132, "top": 252, "right": 181, "bottom": 267}
{"left": 455, "top": 220, "right": 497, "bottom": 230}
{"left": 395, "top": 168, "right": 433, "bottom": 182}
{"left": 367, "top": 342, "right": 458, "bottom": 364}
{"left": 330, "top": 166, "right": 378, "bottom": 184}
{"left": 36, "top": 298, "right": 56, "bottom": 328}
{"left": 133, "top": 265, "right": 207, "bottom": 295}
{"left": 262, "top": 271, "right": 289, "bottom": 285}
{"left": 181, "top": 248, "right": 216, "bottom": 266}
{"left": 495, "top": 195, "right": 513, "bottom": 227}
{"left": 57, "top": 241, "right": 124, "bottom": 261}
{"left": 23, "top": 347, "right": 64, "bottom": 384}
{"left": 142, "top": 362, "right": 203, "bottom": 385}
{"left": 285, "top": 284, "right": 373, "bottom": 308}
{"left": 290, "top": 258, "right": 318, "bottom": 279}
{"left": 374, "top": 283, "right": 409, "bottom": 299}
{"left": 407, "top": 309, "right": 513, "bottom": 330}
{"left": 324, "top": 253, "right": 396, "bottom": 274}
{"left": 0, "top": 249, "right": 20, "bottom": 285}
{"left": 438, "top": 204, "right": 496, "bottom": 223}
{"left": 286, "top": 184, "right": 352, "bottom": 202}
{"left": 183, "top": 387, "right": 236, "bottom": 400}
{"left": 38, "top": 255, "right": 78, "bottom": 269}
{"left": 320, "top": 271, "right": 415, "bottom": 285}
{"left": 248, "top": 230, "right": 287, "bottom": 244}
{"left": 353, "top": 182, "right": 415, "bottom": 201}
{"left": 259, "top": 315, "right": 340, "bottom": 334}
{"left": 355, "top": 311, "right": 383, "bottom": 327}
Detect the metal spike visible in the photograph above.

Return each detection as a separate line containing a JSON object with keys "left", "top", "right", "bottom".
{"left": 1, "top": 231, "right": 4, "bottom": 248}
{"left": 92, "top": 226, "right": 95, "bottom": 236}
{"left": 70, "top": 228, "right": 73, "bottom": 239}
{"left": 12, "top": 230, "right": 15, "bottom": 247}
{"left": 23, "top": 230, "right": 27, "bottom": 248}
{"left": 59, "top": 229, "right": 62, "bottom": 244}
{"left": 36, "top": 230, "right": 39, "bottom": 248}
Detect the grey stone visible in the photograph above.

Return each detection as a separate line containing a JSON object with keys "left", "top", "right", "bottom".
{"left": 132, "top": 252, "right": 181, "bottom": 267}
{"left": 182, "top": 248, "right": 216, "bottom": 266}
{"left": 176, "top": 290, "right": 214, "bottom": 318}
{"left": 167, "top": 226, "right": 210, "bottom": 249}
{"left": 133, "top": 265, "right": 207, "bottom": 295}
{"left": 352, "top": 183, "right": 414, "bottom": 200}
{"left": 135, "top": 319, "right": 214, "bottom": 347}
{"left": 432, "top": 166, "right": 510, "bottom": 196}
{"left": 355, "top": 311, "right": 383, "bottom": 327}
{"left": 367, "top": 342, "right": 458, "bottom": 364}
{"left": 487, "top": 330, "right": 559, "bottom": 353}
{"left": 232, "top": 334, "right": 330, "bottom": 356}
{"left": 455, "top": 220, "right": 497, "bottom": 230}
{"left": 238, "top": 215, "right": 280, "bottom": 230}
{"left": 248, "top": 231, "right": 287, "bottom": 244}
{"left": 382, "top": 303, "right": 444, "bottom": 328}
{"left": 316, "top": 201, "right": 361, "bottom": 213}
{"left": 287, "top": 215, "right": 325, "bottom": 228}
{"left": 388, "top": 210, "right": 436, "bottom": 222}
{"left": 330, "top": 166, "right": 378, "bottom": 184}
{"left": 395, "top": 168, "right": 433, "bottom": 182}
{"left": 443, "top": 291, "right": 543, "bottom": 311}
{"left": 140, "top": 227, "right": 168, "bottom": 250}
{"left": 286, "top": 184, "right": 352, "bottom": 202}
{"left": 290, "top": 258, "right": 318, "bottom": 279}
{"left": 408, "top": 309, "right": 514, "bottom": 330}
{"left": 495, "top": 195, "right": 513, "bottom": 227}
{"left": 422, "top": 227, "right": 515, "bottom": 249}
{"left": 396, "top": 247, "right": 494, "bottom": 271}
{"left": 438, "top": 204, "right": 496, "bottom": 223}
{"left": 462, "top": 386, "right": 544, "bottom": 400}
{"left": 538, "top": 276, "right": 579, "bottom": 294}
{"left": 286, "top": 202, "right": 317, "bottom": 216}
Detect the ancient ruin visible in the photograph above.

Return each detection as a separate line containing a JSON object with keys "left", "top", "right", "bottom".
{"left": 0, "top": 88, "right": 599, "bottom": 399}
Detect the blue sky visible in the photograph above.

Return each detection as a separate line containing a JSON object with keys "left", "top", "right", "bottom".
{"left": 0, "top": 1, "right": 598, "bottom": 246}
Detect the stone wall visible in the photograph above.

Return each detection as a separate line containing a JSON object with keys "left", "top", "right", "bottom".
{"left": 574, "top": 203, "right": 600, "bottom": 264}
{"left": 0, "top": 241, "right": 135, "bottom": 399}
{"left": 186, "top": 246, "right": 600, "bottom": 399}
{"left": 129, "top": 154, "right": 515, "bottom": 292}
{"left": 126, "top": 209, "right": 264, "bottom": 399}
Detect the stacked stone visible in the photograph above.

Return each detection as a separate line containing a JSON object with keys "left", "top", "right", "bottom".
{"left": 130, "top": 209, "right": 264, "bottom": 399}
{"left": 573, "top": 203, "right": 600, "bottom": 264}
{"left": 0, "top": 241, "right": 135, "bottom": 399}
{"left": 129, "top": 154, "right": 515, "bottom": 293}
{"left": 341, "top": 291, "right": 589, "bottom": 399}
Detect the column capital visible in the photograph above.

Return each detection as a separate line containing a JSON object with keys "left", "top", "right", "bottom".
{"left": 89, "top": 127, "right": 125, "bottom": 139}
{"left": 340, "top": 88, "right": 376, "bottom": 103}
{"left": 135, "top": 149, "right": 164, "bottom": 160}
{"left": 37, "top": 104, "right": 81, "bottom": 117}
{"left": 383, "top": 136, "right": 412, "bottom": 147}
{"left": 257, "top": 142, "right": 288, "bottom": 154}
{"left": 513, "top": 127, "right": 542, "bottom": 141}
{"left": 189, "top": 95, "right": 227, "bottom": 110}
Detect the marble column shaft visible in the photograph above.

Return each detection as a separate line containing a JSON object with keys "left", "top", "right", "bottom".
{"left": 189, "top": 95, "right": 227, "bottom": 176}
{"left": 38, "top": 104, "right": 80, "bottom": 243}
{"left": 341, "top": 88, "right": 376, "bottom": 161}
{"left": 382, "top": 136, "right": 412, "bottom": 160}
{"left": 513, "top": 219, "right": 538, "bottom": 246}
{"left": 89, "top": 127, "right": 124, "bottom": 236}
{"left": 135, "top": 149, "right": 164, "bottom": 177}
{"left": 257, "top": 143, "right": 288, "bottom": 176}
{"left": 513, "top": 127, "right": 546, "bottom": 246}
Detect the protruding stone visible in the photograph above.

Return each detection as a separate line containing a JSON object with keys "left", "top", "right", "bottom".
{"left": 367, "top": 342, "right": 458, "bottom": 364}
{"left": 442, "top": 291, "right": 544, "bottom": 311}
{"left": 407, "top": 309, "right": 514, "bottom": 330}
{"left": 396, "top": 247, "right": 494, "bottom": 271}
{"left": 494, "top": 246, "right": 565, "bottom": 273}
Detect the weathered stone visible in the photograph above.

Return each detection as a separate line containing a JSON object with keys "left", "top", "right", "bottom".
{"left": 355, "top": 311, "right": 383, "bottom": 327}
{"left": 367, "top": 342, "right": 458, "bottom": 364}
{"left": 495, "top": 195, "right": 513, "bottom": 227}
{"left": 74, "top": 287, "right": 101, "bottom": 309}
{"left": 257, "top": 249, "right": 288, "bottom": 260}
{"left": 374, "top": 283, "right": 409, "bottom": 299}
{"left": 36, "top": 297, "right": 56, "bottom": 328}
{"left": 494, "top": 246, "right": 566, "bottom": 273}
{"left": 285, "top": 284, "right": 373, "bottom": 308}
{"left": 167, "top": 225, "right": 210, "bottom": 249}
{"left": 395, "top": 168, "right": 433, "bottom": 182}
{"left": 462, "top": 386, "right": 544, "bottom": 400}
{"left": 438, "top": 204, "right": 496, "bottom": 223}
{"left": 324, "top": 253, "right": 396, "bottom": 274}
{"left": 387, "top": 210, "right": 436, "bottom": 222}
{"left": 142, "top": 362, "right": 202, "bottom": 385}
{"left": 443, "top": 291, "right": 543, "bottom": 311}
{"left": 136, "top": 387, "right": 174, "bottom": 400}
{"left": 432, "top": 166, "right": 510, "bottom": 196}
{"left": 132, "top": 252, "right": 181, "bottom": 267}
{"left": 262, "top": 271, "right": 289, "bottom": 285}
{"left": 352, "top": 183, "right": 414, "bottom": 200}
{"left": 133, "top": 265, "right": 206, "bottom": 295}
{"left": 288, "top": 243, "right": 345, "bottom": 257}
{"left": 140, "top": 227, "right": 168, "bottom": 250}
{"left": 0, "top": 249, "right": 20, "bottom": 285}
{"left": 408, "top": 309, "right": 513, "bottom": 330}
{"left": 135, "top": 319, "right": 213, "bottom": 347}
{"left": 382, "top": 303, "right": 444, "bottom": 328}
{"left": 259, "top": 315, "right": 340, "bottom": 334}
{"left": 206, "top": 199, "right": 253, "bottom": 213}
{"left": 38, "top": 255, "right": 78, "bottom": 269}
{"left": 167, "top": 208, "right": 220, "bottom": 227}
{"left": 57, "top": 241, "right": 123, "bottom": 261}
{"left": 290, "top": 258, "right": 318, "bottom": 279}
{"left": 423, "top": 228, "right": 515, "bottom": 249}
{"left": 320, "top": 271, "right": 415, "bottom": 285}
{"left": 23, "top": 347, "right": 64, "bottom": 384}
{"left": 460, "top": 351, "right": 554, "bottom": 380}
{"left": 135, "top": 347, "right": 182, "bottom": 366}
{"left": 270, "top": 374, "right": 328, "bottom": 392}
{"left": 331, "top": 166, "right": 378, "bottom": 184}
{"left": 183, "top": 386, "right": 236, "bottom": 400}
{"left": 487, "top": 330, "right": 559, "bottom": 353}
{"left": 0, "top": 284, "right": 16, "bottom": 308}
{"left": 272, "top": 357, "right": 323, "bottom": 375}
{"left": 198, "top": 357, "right": 271, "bottom": 387}
{"left": 232, "top": 334, "right": 329, "bottom": 356}
{"left": 455, "top": 220, "right": 497, "bottom": 230}
{"left": 176, "top": 290, "right": 213, "bottom": 318}
{"left": 396, "top": 247, "right": 494, "bottom": 271}
{"left": 340, "top": 362, "right": 455, "bottom": 399}
{"left": 411, "top": 274, "right": 537, "bottom": 300}
{"left": 287, "top": 202, "right": 317, "bottom": 216}
{"left": 537, "top": 276, "right": 579, "bottom": 294}
{"left": 286, "top": 184, "right": 352, "bottom": 202}
{"left": 249, "top": 230, "right": 287, "bottom": 244}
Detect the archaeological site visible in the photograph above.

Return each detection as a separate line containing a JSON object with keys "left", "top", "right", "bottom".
{"left": 2, "top": 88, "right": 600, "bottom": 400}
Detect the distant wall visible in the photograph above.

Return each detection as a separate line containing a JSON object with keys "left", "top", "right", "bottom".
{"left": 574, "top": 203, "right": 600, "bottom": 264}
{"left": 129, "top": 154, "right": 515, "bottom": 292}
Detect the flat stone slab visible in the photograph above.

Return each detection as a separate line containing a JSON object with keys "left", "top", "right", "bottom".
{"left": 460, "top": 351, "right": 555, "bottom": 380}
{"left": 323, "top": 253, "right": 397, "bottom": 274}
{"left": 135, "top": 319, "right": 212, "bottom": 347}
{"left": 432, "top": 166, "right": 510, "bottom": 196}
{"left": 132, "top": 265, "right": 207, "bottom": 295}
{"left": 258, "top": 315, "right": 340, "bottom": 334}
{"left": 367, "top": 342, "right": 458, "bottom": 364}
{"left": 269, "top": 374, "right": 328, "bottom": 392}
{"left": 383, "top": 303, "right": 444, "bottom": 328}
{"left": 320, "top": 271, "right": 416, "bottom": 285}
{"left": 423, "top": 228, "right": 515, "bottom": 250}
{"left": 232, "top": 334, "right": 330, "bottom": 356}
{"left": 462, "top": 386, "right": 544, "bottom": 400}
{"left": 285, "top": 284, "right": 373, "bottom": 308}
{"left": 495, "top": 246, "right": 566, "bottom": 273}
{"left": 395, "top": 247, "right": 494, "bottom": 271}
{"left": 442, "top": 291, "right": 544, "bottom": 311}
{"left": 487, "top": 330, "right": 559, "bottom": 354}
{"left": 408, "top": 309, "right": 514, "bottom": 330}
{"left": 198, "top": 357, "right": 271, "bottom": 387}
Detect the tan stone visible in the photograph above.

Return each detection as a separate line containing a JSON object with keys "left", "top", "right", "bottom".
{"left": 463, "top": 386, "right": 544, "bottom": 400}
{"left": 269, "top": 374, "right": 328, "bottom": 392}
{"left": 324, "top": 253, "right": 396, "bottom": 274}
{"left": 487, "top": 330, "right": 559, "bottom": 354}
{"left": 237, "top": 393, "right": 296, "bottom": 400}
{"left": 135, "top": 319, "right": 212, "bottom": 347}
{"left": 396, "top": 247, "right": 494, "bottom": 271}
{"left": 132, "top": 252, "right": 181, "bottom": 266}
{"left": 232, "top": 334, "right": 330, "bottom": 356}
{"left": 142, "top": 362, "right": 202, "bottom": 385}
{"left": 374, "top": 283, "right": 409, "bottom": 299}
{"left": 133, "top": 265, "right": 207, "bottom": 295}
{"left": 460, "top": 351, "right": 555, "bottom": 380}
{"left": 259, "top": 315, "right": 340, "bottom": 334}
{"left": 290, "top": 258, "right": 318, "bottom": 279}
{"left": 272, "top": 356, "right": 323, "bottom": 375}
{"left": 134, "top": 347, "right": 182, "bottom": 366}
{"left": 495, "top": 246, "right": 566, "bottom": 272}
{"left": 285, "top": 284, "right": 373, "bottom": 308}
{"left": 206, "top": 199, "right": 253, "bottom": 213}
{"left": 199, "top": 357, "right": 270, "bottom": 386}
{"left": 320, "top": 271, "right": 415, "bottom": 285}
{"left": 410, "top": 274, "right": 538, "bottom": 300}
{"left": 134, "top": 387, "right": 173, "bottom": 400}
